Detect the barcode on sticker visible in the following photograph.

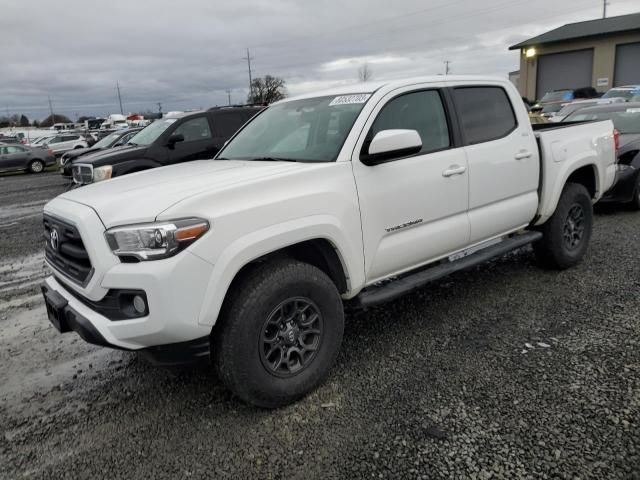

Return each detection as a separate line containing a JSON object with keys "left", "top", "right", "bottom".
{"left": 329, "top": 94, "right": 371, "bottom": 106}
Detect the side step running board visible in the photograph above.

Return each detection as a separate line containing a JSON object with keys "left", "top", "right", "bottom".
{"left": 355, "top": 231, "right": 542, "bottom": 308}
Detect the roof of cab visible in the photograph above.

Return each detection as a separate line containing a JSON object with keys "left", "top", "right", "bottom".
{"left": 276, "top": 75, "right": 508, "bottom": 104}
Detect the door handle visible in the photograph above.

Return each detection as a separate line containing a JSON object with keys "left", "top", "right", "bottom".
{"left": 442, "top": 165, "right": 467, "bottom": 177}
{"left": 515, "top": 151, "right": 532, "bottom": 160}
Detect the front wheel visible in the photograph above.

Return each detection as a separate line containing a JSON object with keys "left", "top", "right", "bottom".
{"left": 534, "top": 182, "right": 593, "bottom": 270}
{"left": 212, "top": 259, "right": 344, "bottom": 408}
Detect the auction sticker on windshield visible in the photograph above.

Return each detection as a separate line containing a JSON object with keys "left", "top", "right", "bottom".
{"left": 329, "top": 94, "right": 371, "bottom": 106}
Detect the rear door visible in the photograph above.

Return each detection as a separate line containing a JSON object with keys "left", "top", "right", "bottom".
{"left": 352, "top": 86, "right": 470, "bottom": 283}
{"left": 165, "top": 115, "right": 216, "bottom": 164}
{"left": 449, "top": 83, "right": 539, "bottom": 243}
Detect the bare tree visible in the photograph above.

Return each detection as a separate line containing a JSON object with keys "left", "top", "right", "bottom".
{"left": 358, "top": 63, "right": 373, "bottom": 82}
{"left": 247, "top": 75, "right": 287, "bottom": 104}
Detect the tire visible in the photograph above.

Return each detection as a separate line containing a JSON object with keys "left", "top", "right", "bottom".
{"left": 630, "top": 175, "right": 640, "bottom": 211}
{"left": 534, "top": 182, "right": 593, "bottom": 270}
{"left": 212, "top": 259, "right": 344, "bottom": 408}
{"left": 29, "top": 159, "right": 45, "bottom": 173}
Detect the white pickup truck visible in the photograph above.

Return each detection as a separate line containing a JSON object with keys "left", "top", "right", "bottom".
{"left": 41, "top": 76, "right": 617, "bottom": 407}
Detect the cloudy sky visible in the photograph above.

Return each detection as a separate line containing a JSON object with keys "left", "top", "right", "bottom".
{"left": 1, "top": 0, "right": 638, "bottom": 121}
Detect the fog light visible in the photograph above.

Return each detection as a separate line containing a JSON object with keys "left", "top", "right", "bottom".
{"left": 133, "top": 295, "right": 146, "bottom": 314}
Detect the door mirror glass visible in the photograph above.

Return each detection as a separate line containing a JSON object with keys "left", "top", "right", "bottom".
{"left": 363, "top": 129, "right": 422, "bottom": 165}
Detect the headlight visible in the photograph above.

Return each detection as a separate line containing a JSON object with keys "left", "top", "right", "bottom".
{"left": 105, "top": 218, "right": 210, "bottom": 261}
{"left": 93, "top": 165, "right": 113, "bottom": 182}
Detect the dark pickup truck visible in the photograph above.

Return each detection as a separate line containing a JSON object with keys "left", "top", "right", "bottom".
{"left": 72, "top": 106, "right": 263, "bottom": 184}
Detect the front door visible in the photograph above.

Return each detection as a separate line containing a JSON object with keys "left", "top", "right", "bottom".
{"left": 166, "top": 116, "right": 216, "bottom": 165}
{"left": 352, "top": 87, "right": 470, "bottom": 283}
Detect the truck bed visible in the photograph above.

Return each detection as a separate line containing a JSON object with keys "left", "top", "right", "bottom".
{"left": 533, "top": 119, "right": 617, "bottom": 225}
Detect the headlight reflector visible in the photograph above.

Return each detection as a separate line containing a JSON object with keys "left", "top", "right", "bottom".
{"left": 93, "top": 165, "right": 113, "bottom": 182}
{"left": 105, "top": 218, "right": 209, "bottom": 260}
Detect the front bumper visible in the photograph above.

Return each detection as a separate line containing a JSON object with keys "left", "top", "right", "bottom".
{"left": 42, "top": 281, "right": 210, "bottom": 365}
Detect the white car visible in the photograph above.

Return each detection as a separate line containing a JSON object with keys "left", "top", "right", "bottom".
{"left": 42, "top": 76, "right": 617, "bottom": 407}
{"left": 43, "top": 133, "right": 89, "bottom": 155}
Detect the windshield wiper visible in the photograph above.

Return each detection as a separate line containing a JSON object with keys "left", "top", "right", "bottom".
{"left": 248, "top": 157, "right": 298, "bottom": 162}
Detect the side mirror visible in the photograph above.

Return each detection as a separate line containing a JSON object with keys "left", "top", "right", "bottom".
{"left": 167, "top": 133, "right": 185, "bottom": 148}
{"left": 362, "top": 129, "right": 422, "bottom": 166}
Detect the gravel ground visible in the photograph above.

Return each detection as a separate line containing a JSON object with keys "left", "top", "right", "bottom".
{"left": 0, "top": 171, "right": 638, "bottom": 479}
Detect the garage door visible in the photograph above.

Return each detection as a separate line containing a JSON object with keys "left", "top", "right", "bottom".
{"left": 536, "top": 49, "right": 594, "bottom": 100}
{"left": 614, "top": 42, "right": 640, "bottom": 86}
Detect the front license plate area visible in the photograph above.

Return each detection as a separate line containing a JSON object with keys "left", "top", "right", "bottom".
{"left": 41, "top": 285, "right": 70, "bottom": 333}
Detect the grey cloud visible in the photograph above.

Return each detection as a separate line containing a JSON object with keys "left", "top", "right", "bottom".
{"left": 1, "top": 0, "right": 637, "bottom": 120}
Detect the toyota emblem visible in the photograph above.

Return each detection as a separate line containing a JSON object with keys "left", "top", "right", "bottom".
{"left": 50, "top": 229, "right": 60, "bottom": 251}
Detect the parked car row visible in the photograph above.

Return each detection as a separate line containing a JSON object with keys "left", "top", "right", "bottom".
{"left": 68, "top": 105, "right": 263, "bottom": 184}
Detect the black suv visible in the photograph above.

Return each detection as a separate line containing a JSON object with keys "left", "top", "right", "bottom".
{"left": 72, "top": 106, "right": 263, "bottom": 184}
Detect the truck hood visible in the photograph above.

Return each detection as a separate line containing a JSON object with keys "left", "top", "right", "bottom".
{"left": 77, "top": 144, "right": 147, "bottom": 166}
{"left": 56, "top": 160, "right": 321, "bottom": 227}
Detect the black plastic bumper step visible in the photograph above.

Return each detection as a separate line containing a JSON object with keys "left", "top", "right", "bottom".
{"left": 356, "top": 231, "right": 542, "bottom": 308}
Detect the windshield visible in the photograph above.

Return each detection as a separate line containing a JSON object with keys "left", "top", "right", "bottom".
{"left": 93, "top": 132, "right": 121, "bottom": 148}
{"left": 602, "top": 89, "right": 636, "bottom": 100}
{"left": 218, "top": 94, "right": 369, "bottom": 162}
{"left": 541, "top": 103, "right": 565, "bottom": 114}
{"left": 128, "top": 119, "right": 176, "bottom": 146}
{"left": 540, "top": 90, "right": 572, "bottom": 103}
{"left": 566, "top": 109, "right": 640, "bottom": 134}
{"left": 556, "top": 102, "right": 597, "bottom": 118}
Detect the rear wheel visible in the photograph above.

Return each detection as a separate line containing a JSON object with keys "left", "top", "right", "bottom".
{"left": 29, "top": 159, "right": 45, "bottom": 173}
{"left": 212, "top": 259, "right": 344, "bottom": 408}
{"left": 534, "top": 182, "right": 593, "bottom": 270}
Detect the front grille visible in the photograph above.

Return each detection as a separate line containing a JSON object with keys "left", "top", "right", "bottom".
{"left": 72, "top": 164, "right": 93, "bottom": 184}
{"left": 44, "top": 215, "right": 93, "bottom": 285}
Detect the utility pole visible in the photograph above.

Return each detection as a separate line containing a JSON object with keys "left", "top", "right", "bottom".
{"left": 226, "top": 89, "right": 232, "bottom": 105}
{"left": 157, "top": 102, "right": 162, "bottom": 115}
{"left": 244, "top": 49, "right": 254, "bottom": 103}
{"left": 48, "top": 96, "right": 55, "bottom": 124}
{"left": 116, "top": 81, "right": 124, "bottom": 115}
{"left": 602, "top": 0, "right": 609, "bottom": 18}
{"left": 444, "top": 60, "right": 451, "bottom": 75}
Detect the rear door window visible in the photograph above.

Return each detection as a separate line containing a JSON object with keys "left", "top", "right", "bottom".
{"left": 212, "top": 111, "right": 251, "bottom": 138}
{"left": 452, "top": 87, "right": 517, "bottom": 145}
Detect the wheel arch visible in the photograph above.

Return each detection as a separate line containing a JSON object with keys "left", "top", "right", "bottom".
{"left": 194, "top": 218, "right": 364, "bottom": 328}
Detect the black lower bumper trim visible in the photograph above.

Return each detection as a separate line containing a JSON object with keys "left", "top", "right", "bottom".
{"left": 41, "top": 283, "right": 116, "bottom": 349}
{"left": 42, "top": 282, "right": 211, "bottom": 365}
{"left": 137, "top": 337, "right": 211, "bottom": 367}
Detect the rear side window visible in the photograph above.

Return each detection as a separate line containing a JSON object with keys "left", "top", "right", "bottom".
{"left": 213, "top": 111, "right": 251, "bottom": 138}
{"left": 453, "top": 87, "right": 517, "bottom": 145}
{"left": 367, "top": 90, "right": 450, "bottom": 155}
